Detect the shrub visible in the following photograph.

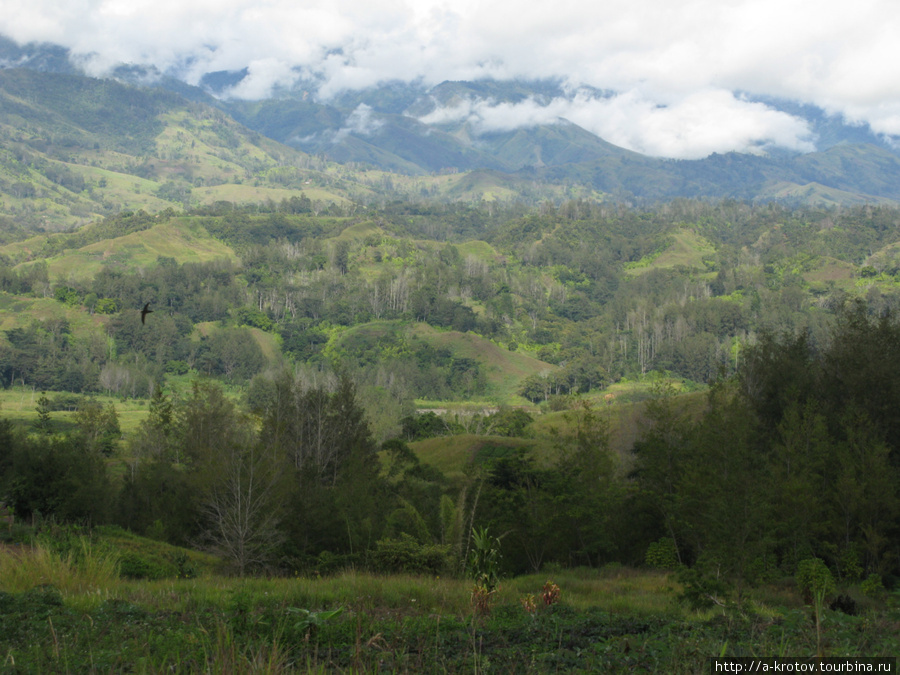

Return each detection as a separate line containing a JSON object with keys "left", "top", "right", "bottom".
{"left": 861, "top": 573, "right": 886, "bottom": 600}
{"left": 541, "top": 580, "right": 561, "bottom": 606}
{"left": 546, "top": 395, "right": 573, "bottom": 412}
{"left": 797, "top": 557, "right": 836, "bottom": 659}
{"left": 645, "top": 537, "right": 678, "bottom": 570}
{"left": 796, "top": 557, "right": 835, "bottom": 604}
{"left": 310, "top": 550, "right": 360, "bottom": 575}
{"left": 369, "top": 535, "right": 451, "bottom": 575}
{"left": 468, "top": 527, "right": 502, "bottom": 616}
{"left": 676, "top": 566, "right": 730, "bottom": 610}
{"left": 118, "top": 552, "right": 169, "bottom": 580}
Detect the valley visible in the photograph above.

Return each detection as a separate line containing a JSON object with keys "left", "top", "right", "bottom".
{"left": 0, "top": 59, "right": 899, "bottom": 671}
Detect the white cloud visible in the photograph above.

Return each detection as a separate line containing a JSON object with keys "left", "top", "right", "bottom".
{"left": 1, "top": 0, "right": 898, "bottom": 157}
{"left": 332, "top": 104, "right": 384, "bottom": 143}
{"left": 579, "top": 90, "right": 818, "bottom": 159}
{"left": 223, "top": 59, "right": 298, "bottom": 100}
{"left": 418, "top": 90, "right": 815, "bottom": 159}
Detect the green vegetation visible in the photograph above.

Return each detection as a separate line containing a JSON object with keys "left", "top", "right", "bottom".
{"left": 5, "top": 112, "right": 900, "bottom": 667}
{"left": 0, "top": 530, "right": 898, "bottom": 672}
{"left": 6, "top": 64, "right": 900, "bottom": 670}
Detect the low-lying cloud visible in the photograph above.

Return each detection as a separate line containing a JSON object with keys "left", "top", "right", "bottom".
{"left": 333, "top": 104, "right": 384, "bottom": 143}
{"left": 418, "top": 89, "right": 816, "bottom": 159}
{"left": 1, "top": 0, "right": 898, "bottom": 157}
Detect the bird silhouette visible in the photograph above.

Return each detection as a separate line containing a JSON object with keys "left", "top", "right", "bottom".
{"left": 141, "top": 303, "right": 153, "bottom": 325}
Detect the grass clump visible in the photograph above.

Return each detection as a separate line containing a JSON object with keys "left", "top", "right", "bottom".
{"left": 0, "top": 537, "right": 120, "bottom": 596}
{"left": 0, "top": 527, "right": 897, "bottom": 674}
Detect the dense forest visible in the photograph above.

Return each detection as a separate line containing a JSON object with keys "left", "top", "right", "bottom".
{"left": 1, "top": 198, "right": 900, "bottom": 601}
{"left": 7, "top": 199, "right": 900, "bottom": 400}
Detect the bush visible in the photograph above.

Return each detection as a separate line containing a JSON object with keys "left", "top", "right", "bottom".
{"left": 796, "top": 557, "right": 835, "bottom": 604}
{"left": 676, "top": 566, "right": 730, "bottom": 610}
{"left": 645, "top": 537, "right": 678, "bottom": 570}
{"left": 488, "top": 408, "right": 534, "bottom": 437}
{"left": 165, "top": 360, "right": 189, "bottom": 375}
{"left": 369, "top": 535, "right": 451, "bottom": 575}
{"left": 118, "top": 552, "right": 169, "bottom": 580}
{"left": 545, "top": 395, "right": 573, "bottom": 412}
{"left": 48, "top": 393, "right": 83, "bottom": 411}
{"left": 401, "top": 411, "right": 451, "bottom": 441}
{"left": 861, "top": 573, "right": 886, "bottom": 600}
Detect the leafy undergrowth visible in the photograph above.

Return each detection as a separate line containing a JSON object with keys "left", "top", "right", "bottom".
{"left": 1, "top": 584, "right": 899, "bottom": 673}
{"left": 0, "top": 524, "right": 222, "bottom": 596}
{"left": 1, "top": 545, "right": 898, "bottom": 673}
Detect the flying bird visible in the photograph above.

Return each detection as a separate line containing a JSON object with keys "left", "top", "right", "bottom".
{"left": 141, "top": 303, "right": 153, "bottom": 325}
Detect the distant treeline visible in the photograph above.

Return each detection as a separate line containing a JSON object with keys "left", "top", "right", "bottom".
{"left": 1, "top": 306, "right": 898, "bottom": 595}
{"left": 5, "top": 200, "right": 900, "bottom": 407}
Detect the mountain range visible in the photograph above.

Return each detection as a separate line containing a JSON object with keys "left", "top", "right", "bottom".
{"left": 3, "top": 32, "right": 900, "bottom": 230}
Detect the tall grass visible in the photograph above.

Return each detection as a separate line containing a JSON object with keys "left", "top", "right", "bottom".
{"left": 0, "top": 543, "right": 684, "bottom": 621}
{"left": 0, "top": 537, "right": 120, "bottom": 596}
{"left": 201, "top": 622, "right": 291, "bottom": 675}
{"left": 503, "top": 567, "right": 679, "bottom": 616}
{"left": 116, "top": 571, "right": 473, "bottom": 618}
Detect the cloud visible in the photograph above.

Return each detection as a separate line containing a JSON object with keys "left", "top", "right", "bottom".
{"left": 418, "top": 89, "right": 815, "bottom": 159}
{"left": 222, "top": 59, "right": 299, "bottom": 100}
{"left": 1, "top": 0, "right": 898, "bottom": 157}
{"left": 332, "top": 104, "right": 384, "bottom": 143}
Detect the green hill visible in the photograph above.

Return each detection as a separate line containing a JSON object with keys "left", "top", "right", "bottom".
{"left": 0, "top": 69, "right": 368, "bottom": 230}
{"left": 409, "top": 384, "right": 710, "bottom": 478}
{"left": 11, "top": 218, "right": 237, "bottom": 281}
{"left": 625, "top": 229, "right": 716, "bottom": 277}
{"left": 409, "top": 323, "right": 554, "bottom": 403}
{"left": 325, "top": 320, "right": 555, "bottom": 406}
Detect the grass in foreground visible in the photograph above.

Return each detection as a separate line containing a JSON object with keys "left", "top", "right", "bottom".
{"left": 1, "top": 537, "right": 898, "bottom": 673}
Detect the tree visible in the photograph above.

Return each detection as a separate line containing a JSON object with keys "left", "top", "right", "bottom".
{"left": 480, "top": 451, "right": 567, "bottom": 573}
{"left": 631, "top": 380, "right": 694, "bottom": 564}
{"left": 821, "top": 304, "right": 900, "bottom": 462}
{"left": 117, "top": 458, "right": 198, "bottom": 545}
{"left": 333, "top": 240, "right": 350, "bottom": 275}
{"left": 4, "top": 435, "right": 111, "bottom": 524}
{"left": 33, "top": 392, "right": 53, "bottom": 435}
{"left": 767, "top": 401, "right": 831, "bottom": 571}
{"left": 829, "top": 411, "right": 900, "bottom": 575}
{"left": 128, "top": 386, "right": 177, "bottom": 466}
{"left": 260, "top": 370, "right": 387, "bottom": 559}
{"left": 552, "top": 400, "right": 624, "bottom": 567}
{"left": 95, "top": 298, "right": 118, "bottom": 314}
{"left": 676, "top": 384, "right": 774, "bottom": 588}
{"left": 199, "top": 440, "right": 286, "bottom": 575}
{"left": 208, "top": 329, "right": 266, "bottom": 381}
{"left": 73, "top": 399, "right": 120, "bottom": 455}
{"left": 178, "top": 380, "right": 248, "bottom": 468}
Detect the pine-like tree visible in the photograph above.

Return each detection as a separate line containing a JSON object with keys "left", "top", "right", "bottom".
{"left": 32, "top": 392, "right": 52, "bottom": 435}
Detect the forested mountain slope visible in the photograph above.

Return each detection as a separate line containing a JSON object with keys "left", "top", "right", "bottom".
{"left": 4, "top": 199, "right": 900, "bottom": 415}
{"left": 1, "top": 182, "right": 900, "bottom": 600}
{"left": 0, "top": 69, "right": 597, "bottom": 232}
{"left": 2, "top": 60, "right": 900, "bottom": 217}
{"left": 0, "top": 68, "right": 376, "bottom": 231}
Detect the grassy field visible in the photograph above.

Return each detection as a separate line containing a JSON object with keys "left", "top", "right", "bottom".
{"left": 193, "top": 184, "right": 349, "bottom": 206}
{"left": 409, "top": 378, "right": 709, "bottom": 478}
{"left": 411, "top": 434, "right": 541, "bottom": 480}
{"left": 0, "top": 295, "right": 106, "bottom": 335}
{"left": 0, "top": 378, "right": 248, "bottom": 438}
{"left": 625, "top": 229, "right": 716, "bottom": 277}
{"left": 410, "top": 323, "right": 555, "bottom": 404}
{"left": 455, "top": 240, "right": 501, "bottom": 264}
{"left": 324, "top": 320, "right": 555, "bottom": 407}
{"left": 0, "top": 528, "right": 897, "bottom": 673}
{"left": 0, "top": 386, "right": 149, "bottom": 437}
{"left": 11, "top": 218, "right": 237, "bottom": 282}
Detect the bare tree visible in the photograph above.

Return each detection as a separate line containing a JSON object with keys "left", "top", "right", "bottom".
{"left": 199, "top": 441, "right": 285, "bottom": 575}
